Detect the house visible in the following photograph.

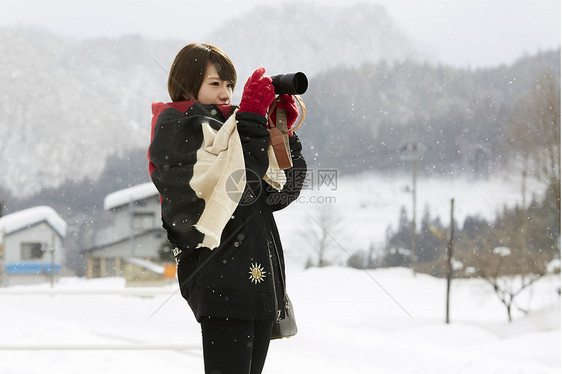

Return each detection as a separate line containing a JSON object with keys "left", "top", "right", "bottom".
{"left": 84, "top": 182, "right": 169, "bottom": 280}
{"left": 0, "top": 206, "right": 66, "bottom": 286}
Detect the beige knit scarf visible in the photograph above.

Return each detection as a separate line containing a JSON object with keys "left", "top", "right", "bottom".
{"left": 190, "top": 109, "right": 286, "bottom": 250}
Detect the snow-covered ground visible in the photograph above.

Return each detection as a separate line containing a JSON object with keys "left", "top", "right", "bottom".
{"left": 0, "top": 173, "right": 557, "bottom": 373}
{"left": 0, "top": 267, "right": 559, "bottom": 373}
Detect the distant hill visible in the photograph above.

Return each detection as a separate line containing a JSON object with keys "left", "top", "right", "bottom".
{"left": 4, "top": 49, "right": 558, "bottom": 216}
{"left": 0, "top": 3, "right": 423, "bottom": 198}
{"left": 0, "top": 3, "right": 559, "bottom": 202}
{"left": 203, "top": 3, "right": 425, "bottom": 90}
{"left": 298, "top": 49, "right": 560, "bottom": 175}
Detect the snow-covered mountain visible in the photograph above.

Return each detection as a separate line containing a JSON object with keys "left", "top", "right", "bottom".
{"left": 0, "top": 3, "right": 421, "bottom": 197}
{"left": 202, "top": 3, "right": 425, "bottom": 91}
{"left": 0, "top": 29, "right": 169, "bottom": 196}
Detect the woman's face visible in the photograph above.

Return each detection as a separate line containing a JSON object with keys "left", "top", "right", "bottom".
{"left": 193, "top": 62, "right": 234, "bottom": 105}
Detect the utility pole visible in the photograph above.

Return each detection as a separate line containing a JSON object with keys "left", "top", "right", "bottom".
{"left": 50, "top": 231, "right": 56, "bottom": 288}
{"left": 445, "top": 198, "right": 455, "bottom": 324}
{"left": 0, "top": 202, "right": 5, "bottom": 288}
{"left": 129, "top": 200, "right": 135, "bottom": 257}
{"left": 411, "top": 143, "right": 418, "bottom": 275}
{"left": 399, "top": 142, "right": 419, "bottom": 275}
{"left": 521, "top": 169, "right": 527, "bottom": 208}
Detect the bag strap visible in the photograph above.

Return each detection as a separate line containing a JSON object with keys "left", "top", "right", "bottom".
{"left": 270, "top": 232, "right": 290, "bottom": 310}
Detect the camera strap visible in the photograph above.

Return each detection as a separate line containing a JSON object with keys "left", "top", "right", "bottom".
{"left": 269, "top": 108, "right": 293, "bottom": 170}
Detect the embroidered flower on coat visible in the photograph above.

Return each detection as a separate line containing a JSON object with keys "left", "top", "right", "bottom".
{"left": 248, "top": 263, "right": 267, "bottom": 284}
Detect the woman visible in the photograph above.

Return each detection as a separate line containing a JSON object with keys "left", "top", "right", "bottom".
{"left": 148, "top": 43, "right": 307, "bottom": 374}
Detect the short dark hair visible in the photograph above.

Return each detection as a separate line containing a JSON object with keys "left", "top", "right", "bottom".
{"left": 168, "top": 43, "right": 237, "bottom": 102}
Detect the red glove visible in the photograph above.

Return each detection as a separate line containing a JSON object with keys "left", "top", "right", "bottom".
{"left": 239, "top": 67, "right": 275, "bottom": 116}
{"left": 269, "top": 94, "right": 299, "bottom": 130}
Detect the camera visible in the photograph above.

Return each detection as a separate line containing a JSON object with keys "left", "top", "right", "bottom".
{"left": 271, "top": 72, "right": 308, "bottom": 95}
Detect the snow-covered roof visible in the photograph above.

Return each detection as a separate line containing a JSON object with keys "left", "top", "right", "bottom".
{"left": 0, "top": 206, "right": 67, "bottom": 239}
{"left": 123, "top": 257, "right": 164, "bottom": 275}
{"left": 104, "top": 182, "right": 159, "bottom": 210}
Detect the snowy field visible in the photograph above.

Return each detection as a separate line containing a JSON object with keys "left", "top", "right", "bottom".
{"left": 0, "top": 173, "right": 558, "bottom": 373}
{"left": 275, "top": 172, "right": 547, "bottom": 268}
{"left": 0, "top": 267, "right": 559, "bottom": 373}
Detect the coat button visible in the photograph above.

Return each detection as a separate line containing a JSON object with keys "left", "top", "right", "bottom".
{"left": 234, "top": 242, "right": 240, "bottom": 247}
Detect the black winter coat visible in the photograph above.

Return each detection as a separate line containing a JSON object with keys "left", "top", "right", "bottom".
{"left": 148, "top": 101, "right": 307, "bottom": 321}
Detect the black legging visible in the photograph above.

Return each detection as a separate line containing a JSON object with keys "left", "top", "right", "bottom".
{"left": 200, "top": 317, "right": 275, "bottom": 374}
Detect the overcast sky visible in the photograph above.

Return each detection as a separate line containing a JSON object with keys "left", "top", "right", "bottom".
{"left": 1, "top": 0, "right": 560, "bottom": 68}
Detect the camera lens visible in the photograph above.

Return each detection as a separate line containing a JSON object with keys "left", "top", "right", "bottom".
{"left": 271, "top": 72, "right": 308, "bottom": 95}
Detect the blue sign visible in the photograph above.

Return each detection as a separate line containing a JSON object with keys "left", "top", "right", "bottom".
{"left": 6, "top": 262, "right": 61, "bottom": 275}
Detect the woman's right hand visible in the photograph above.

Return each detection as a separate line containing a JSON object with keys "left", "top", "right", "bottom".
{"left": 238, "top": 67, "right": 275, "bottom": 116}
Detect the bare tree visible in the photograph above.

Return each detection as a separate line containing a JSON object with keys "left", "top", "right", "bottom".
{"left": 507, "top": 69, "right": 561, "bottom": 191}
{"left": 301, "top": 205, "right": 342, "bottom": 268}
{"left": 455, "top": 205, "right": 553, "bottom": 322}
{"left": 474, "top": 246, "right": 544, "bottom": 322}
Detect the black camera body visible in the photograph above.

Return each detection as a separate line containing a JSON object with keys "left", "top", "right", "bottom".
{"left": 271, "top": 72, "right": 308, "bottom": 95}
